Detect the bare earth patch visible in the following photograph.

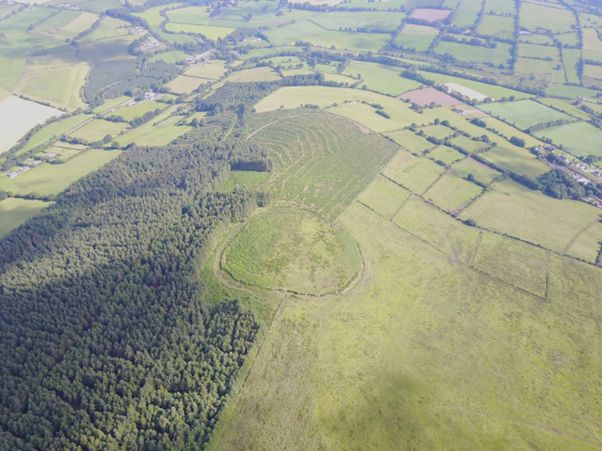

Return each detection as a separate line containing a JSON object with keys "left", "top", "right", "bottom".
{"left": 401, "top": 87, "right": 461, "bottom": 107}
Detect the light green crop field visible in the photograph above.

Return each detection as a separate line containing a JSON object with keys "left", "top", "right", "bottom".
{"left": 462, "top": 179, "right": 602, "bottom": 261}
{"left": 248, "top": 111, "right": 397, "bottom": 219}
{"left": 115, "top": 118, "right": 191, "bottom": 147}
{"left": 480, "top": 99, "right": 573, "bottom": 130}
{"left": 518, "top": 43, "right": 559, "bottom": 59}
{"left": 393, "top": 24, "right": 438, "bottom": 51}
{"left": 538, "top": 97, "right": 591, "bottom": 120}
{"left": 452, "top": 0, "right": 482, "bottom": 27}
{"left": 520, "top": 2, "right": 576, "bottom": 32}
{"left": 477, "top": 14, "right": 514, "bottom": 40}
{"left": 220, "top": 170, "right": 269, "bottom": 192}
{"left": 222, "top": 207, "right": 361, "bottom": 295}
{"left": 0, "top": 149, "right": 120, "bottom": 196}
{"left": 148, "top": 50, "right": 189, "bottom": 64}
{"left": 264, "top": 19, "right": 390, "bottom": 51}
{"left": 426, "top": 145, "right": 464, "bottom": 165}
{"left": 111, "top": 101, "right": 165, "bottom": 122}
{"left": 385, "top": 129, "right": 434, "bottom": 154}
{"left": 534, "top": 121, "right": 602, "bottom": 157}
{"left": 382, "top": 151, "right": 446, "bottom": 194}
{"left": 342, "top": 60, "right": 421, "bottom": 96}
{"left": 0, "top": 197, "right": 51, "bottom": 237}
{"left": 424, "top": 173, "right": 482, "bottom": 212}
{"left": 68, "top": 119, "right": 129, "bottom": 143}
{"left": 357, "top": 173, "right": 411, "bottom": 220}
{"left": 435, "top": 41, "right": 512, "bottom": 66}
{"left": 479, "top": 145, "right": 549, "bottom": 179}
{"left": 451, "top": 157, "right": 501, "bottom": 185}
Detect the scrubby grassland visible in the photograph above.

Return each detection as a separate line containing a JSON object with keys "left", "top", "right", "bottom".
{"left": 248, "top": 112, "right": 397, "bottom": 219}
{"left": 0, "top": 197, "right": 51, "bottom": 237}
{"left": 222, "top": 207, "right": 361, "bottom": 295}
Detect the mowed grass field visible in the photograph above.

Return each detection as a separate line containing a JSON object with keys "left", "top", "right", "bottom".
{"left": 342, "top": 61, "right": 421, "bottom": 96}
{"left": 0, "top": 197, "right": 51, "bottom": 237}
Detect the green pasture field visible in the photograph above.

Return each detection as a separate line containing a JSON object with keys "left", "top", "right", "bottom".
{"left": 220, "top": 170, "right": 269, "bottom": 192}
{"left": 518, "top": 43, "right": 558, "bottom": 59}
{"left": 420, "top": 124, "right": 455, "bottom": 140}
{"left": 0, "top": 197, "right": 51, "bottom": 238}
{"left": 584, "top": 65, "right": 602, "bottom": 80}
{"left": 473, "top": 232, "right": 548, "bottom": 297}
{"left": 518, "top": 32, "right": 553, "bottom": 45}
{"left": 134, "top": 6, "right": 197, "bottom": 45}
{"left": 327, "top": 101, "right": 417, "bottom": 133}
{"left": 514, "top": 57, "right": 558, "bottom": 80}
{"left": 79, "top": 16, "right": 132, "bottom": 43}
{"left": 556, "top": 32, "right": 578, "bottom": 47}
{"left": 165, "top": 75, "right": 208, "bottom": 94}
{"left": 435, "top": 41, "right": 512, "bottom": 66}
{"left": 184, "top": 60, "right": 227, "bottom": 79}
{"left": 309, "top": 11, "right": 405, "bottom": 32}
{"left": 342, "top": 61, "right": 421, "bottom": 96}
{"left": 426, "top": 145, "right": 464, "bottom": 165}
{"left": 222, "top": 207, "right": 361, "bottom": 295}
{"left": 417, "top": 70, "right": 532, "bottom": 99}
{"left": 451, "top": 157, "right": 501, "bottom": 185}
{"left": 264, "top": 19, "right": 390, "bottom": 51}
{"left": 385, "top": 129, "right": 434, "bottom": 154}
{"left": 248, "top": 111, "right": 397, "bottom": 219}
{"left": 583, "top": 28, "right": 602, "bottom": 62}
{"left": 111, "top": 101, "right": 165, "bottom": 122}
{"left": 447, "top": 135, "right": 488, "bottom": 153}
{"left": 38, "top": 142, "right": 86, "bottom": 162}
{"left": 534, "top": 121, "right": 602, "bottom": 158}
{"left": 165, "top": 22, "right": 234, "bottom": 40}
{"left": 357, "top": 173, "right": 411, "bottom": 220}
{"left": 93, "top": 96, "right": 129, "bottom": 115}
{"left": 0, "top": 149, "right": 120, "bottom": 196}
{"left": 483, "top": 0, "right": 514, "bottom": 14}
{"left": 68, "top": 119, "right": 129, "bottom": 143}
{"left": 18, "top": 113, "right": 92, "bottom": 154}
{"left": 382, "top": 151, "right": 446, "bottom": 194}
{"left": 114, "top": 108, "right": 191, "bottom": 147}
{"left": 480, "top": 99, "right": 572, "bottom": 130}
{"left": 477, "top": 15, "right": 514, "bottom": 40}
{"left": 148, "top": 51, "right": 189, "bottom": 64}
{"left": 393, "top": 24, "right": 438, "bottom": 51}
{"left": 545, "top": 84, "right": 600, "bottom": 100}
{"left": 15, "top": 61, "right": 89, "bottom": 110}
{"left": 562, "top": 49, "right": 582, "bottom": 84}
{"left": 323, "top": 73, "right": 357, "bottom": 84}
{"left": 564, "top": 221, "right": 602, "bottom": 263}
{"left": 423, "top": 173, "right": 482, "bottom": 212}
{"left": 479, "top": 145, "right": 549, "bottom": 179}
{"left": 538, "top": 98, "right": 590, "bottom": 120}
{"left": 520, "top": 2, "right": 575, "bottom": 32}
{"left": 452, "top": 0, "right": 482, "bottom": 27}
{"left": 226, "top": 67, "right": 280, "bottom": 82}
{"left": 461, "top": 179, "right": 602, "bottom": 260}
